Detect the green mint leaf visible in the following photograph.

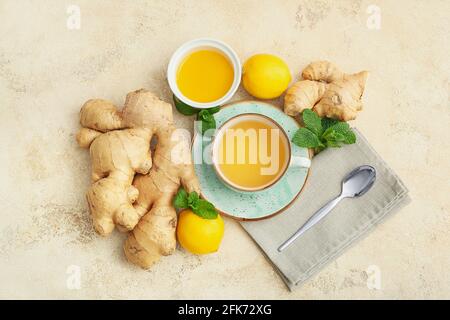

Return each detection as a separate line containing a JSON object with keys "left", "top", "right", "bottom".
{"left": 173, "top": 188, "right": 188, "bottom": 209}
{"left": 342, "top": 129, "right": 356, "bottom": 144}
{"left": 322, "top": 129, "right": 345, "bottom": 149}
{"left": 321, "top": 127, "right": 333, "bottom": 140}
{"left": 302, "top": 109, "right": 322, "bottom": 136}
{"left": 198, "top": 110, "right": 211, "bottom": 121}
{"left": 192, "top": 199, "right": 218, "bottom": 219}
{"left": 330, "top": 132, "right": 346, "bottom": 143}
{"left": 206, "top": 106, "right": 221, "bottom": 114}
{"left": 173, "top": 95, "right": 199, "bottom": 116}
{"left": 323, "top": 129, "right": 345, "bottom": 142}
{"left": 328, "top": 121, "right": 350, "bottom": 134}
{"left": 188, "top": 191, "right": 199, "bottom": 203}
{"left": 197, "top": 110, "right": 216, "bottom": 135}
{"left": 322, "top": 127, "right": 341, "bottom": 141}
{"left": 187, "top": 191, "right": 200, "bottom": 210}
{"left": 334, "top": 132, "right": 346, "bottom": 142}
{"left": 201, "top": 118, "right": 216, "bottom": 134}
{"left": 292, "top": 127, "right": 322, "bottom": 148}
{"left": 321, "top": 117, "right": 339, "bottom": 134}
{"left": 325, "top": 122, "right": 356, "bottom": 144}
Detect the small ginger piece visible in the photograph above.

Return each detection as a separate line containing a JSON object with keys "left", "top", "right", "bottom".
{"left": 76, "top": 89, "right": 171, "bottom": 236}
{"left": 284, "top": 61, "right": 368, "bottom": 121}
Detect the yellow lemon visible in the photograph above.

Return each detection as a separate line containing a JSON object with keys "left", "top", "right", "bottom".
{"left": 177, "top": 209, "right": 224, "bottom": 254}
{"left": 242, "top": 54, "right": 291, "bottom": 99}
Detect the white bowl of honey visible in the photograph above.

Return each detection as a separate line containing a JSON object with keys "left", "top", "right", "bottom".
{"left": 167, "top": 38, "right": 241, "bottom": 109}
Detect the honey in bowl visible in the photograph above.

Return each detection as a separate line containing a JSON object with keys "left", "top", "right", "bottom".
{"left": 216, "top": 117, "right": 289, "bottom": 190}
{"left": 176, "top": 49, "right": 234, "bottom": 103}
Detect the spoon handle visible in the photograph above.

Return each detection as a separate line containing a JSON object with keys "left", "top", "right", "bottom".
{"left": 278, "top": 195, "right": 343, "bottom": 252}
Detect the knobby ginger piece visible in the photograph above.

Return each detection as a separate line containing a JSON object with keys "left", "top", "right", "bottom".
{"left": 77, "top": 89, "right": 168, "bottom": 235}
{"left": 77, "top": 88, "right": 200, "bottom": 269}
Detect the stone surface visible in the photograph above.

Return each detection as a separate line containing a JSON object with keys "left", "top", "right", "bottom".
{"left": 0, "top": 0, "right": 449, "bottom": 299}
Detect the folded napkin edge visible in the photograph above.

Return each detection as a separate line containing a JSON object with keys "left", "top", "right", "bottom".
{"left": 353, "top": 128, "right": 409, "bottom": 193}
{"left": 291, "top": 191, "right": 411, "bottom": 288}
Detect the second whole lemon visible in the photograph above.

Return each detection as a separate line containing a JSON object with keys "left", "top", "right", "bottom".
{"left": 242, "top": 54, "right": 291, "bottom": 99}
{"left": 177, "top": 209, "right": 224, "bottom": 254}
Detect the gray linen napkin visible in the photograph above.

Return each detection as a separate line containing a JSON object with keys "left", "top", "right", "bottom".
{"left": 240, "top": 128, "right": 411, "bottom": 290}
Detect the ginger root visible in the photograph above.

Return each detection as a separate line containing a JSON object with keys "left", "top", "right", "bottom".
{"left": 284, "top": 61, "right": 368, "bottom": 121}
{"left": 76, "top": 89, "right": 172, "bottom": 235}
{"left": 124, "top": 118, "right": 200, "bottom": 269}
{"left": 77, "top": 88, "right": 200, "bottom": 268}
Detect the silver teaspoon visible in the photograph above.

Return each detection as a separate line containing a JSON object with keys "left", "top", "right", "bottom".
{"left": 278, "top": 165, "right": 377, "bottom": 252}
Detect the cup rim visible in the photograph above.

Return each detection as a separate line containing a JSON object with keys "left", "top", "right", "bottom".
{"left": 167, "top": 38, "right": 242, "bottom": 109}
{"left": 211, "top": 113, "right": 292, "bottom": 193}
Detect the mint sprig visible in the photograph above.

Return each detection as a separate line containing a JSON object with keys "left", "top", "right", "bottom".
{"left": 292, "top": 109, "right": 356, "bottom": 153}
{"left": 197, "top": 109, "right": 217, "bottom": 135}
{"left": 173, "top": 188, "right": 189, "bottom": 208}
{"left": 197, "top": 106, "right": 220, "bottom": 135}
{"left": 173, "top": 95, "right": 220, "bottom": 135}
{"left": 173, "top": 188, "right": 218, "bottom": 219}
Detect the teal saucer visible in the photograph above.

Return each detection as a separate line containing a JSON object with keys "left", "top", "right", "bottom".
{"left": 192, "top": 101, "right": 311, "bottom": 220}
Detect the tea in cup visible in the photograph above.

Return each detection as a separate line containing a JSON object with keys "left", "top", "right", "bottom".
{"left": 212, "top": 114, "right": 310, "bottom": 192}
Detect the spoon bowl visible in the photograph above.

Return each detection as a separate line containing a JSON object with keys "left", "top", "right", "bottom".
{"left": 341, "top": 165, "right": 376, "bottom": 198}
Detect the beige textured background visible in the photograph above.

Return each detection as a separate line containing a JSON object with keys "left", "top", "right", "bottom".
{"left": 0, "top": 0, "right": 449, "bottom": 299}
